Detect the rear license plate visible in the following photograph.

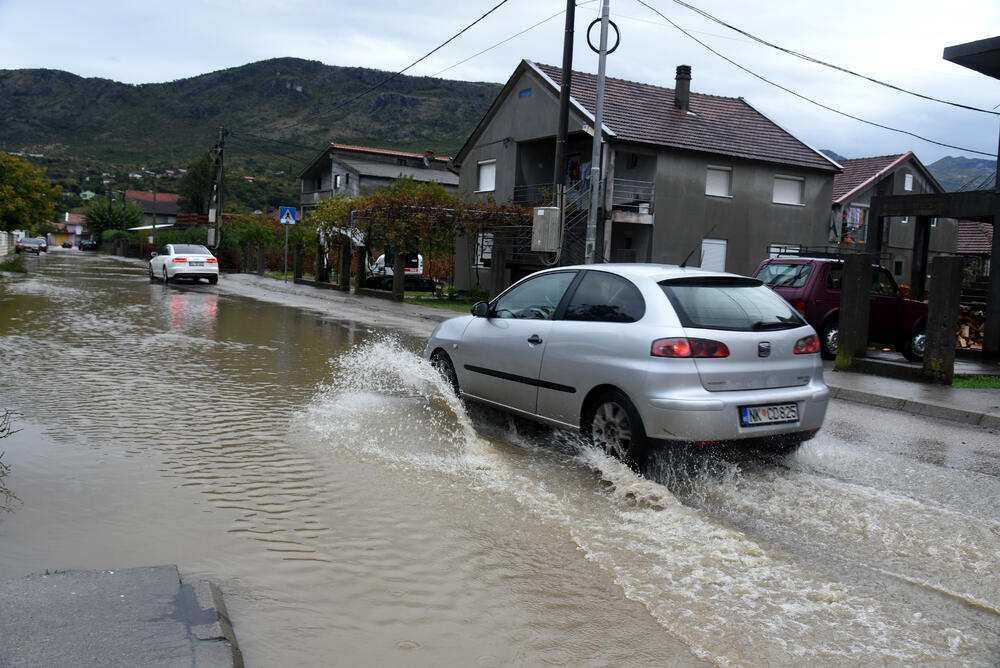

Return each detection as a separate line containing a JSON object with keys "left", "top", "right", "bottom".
{"left": 740, "top": 403, "right": 798, "bottom": 427}
{"left": 189, "top": 261, "right": 204, "bottom": 267}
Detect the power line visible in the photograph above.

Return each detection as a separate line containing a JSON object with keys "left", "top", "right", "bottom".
{"left": 633, "top": 0, "right": 997, "bottom": 158}
{"left": 666, "top": 0, "right": 1000, "bottom": 116}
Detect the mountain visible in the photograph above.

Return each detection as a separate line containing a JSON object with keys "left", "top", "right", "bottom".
{"left": 0, "top": 58, "right": 501, "bottom": 210}
{"left": 926, "top": 156, "right": 996, "bottom": 192}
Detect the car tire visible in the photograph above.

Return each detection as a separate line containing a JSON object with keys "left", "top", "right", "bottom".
{"left": 430, "top": 350, "right": 459, "bottom": 395}
{"left": 148, "top": 266, "right": 156, "bottom": 282}
{"left": 820, "top": 320, "right": 838, "bottom": 360}
{"left": 162, "top": 267, "right": 170, "bottom": 283}
{"left": 583, "top": 390, "right": 648, "bottom": 466}
{"left": 902, "top": 329, "right": 925, "bottom": 362}
{"left": 209, "top": 275, "right": 218, "bottom": 285}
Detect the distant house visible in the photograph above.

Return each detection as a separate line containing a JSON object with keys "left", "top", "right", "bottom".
{"left": 49, "top": 212, "right": 89, "bottom": 246}
{"left": 832, "top": 152, "right": 956, "bottom": 284}
{"left": 298, "top": 143, "right": 459, "bottom": 215}
{"left": 125, "top": 190, "right": 179, "bottom": 229}
{"left": 957, "top": 220, "right": 993, "bottom": 277}
{"left": 451, "top": 60, "right": 840, "bottom": 291}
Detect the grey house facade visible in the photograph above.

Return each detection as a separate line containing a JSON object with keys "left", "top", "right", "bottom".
{"left": 832, "top": 152, "right": 956, "bottom": 286}
{"left": 298, "top": 143, "right": 459, "bottom": 215}
{"left": 452, "top": 60, "right": 841, "bottom": 291}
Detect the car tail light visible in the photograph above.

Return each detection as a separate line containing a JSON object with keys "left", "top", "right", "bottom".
{"left": 651, "top": 338, "right": 730, "bottom": 358}
{"left": 172, "top": 257, "right": 187, "bottom": 263}
{"left": 794, "top": 334, "right": 820, "bottom": 354}
{"left": 206, "top": 258, "right": 218, "bottom": 264}
{"left": 793, "top": 300, "right": 807, "bottom": 315}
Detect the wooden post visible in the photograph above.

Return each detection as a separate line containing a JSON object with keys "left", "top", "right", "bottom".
{"left": 923, "top": 256, "right": 963, "bottom": 384}
{"left": 257, "top": 243, "right": 265, "bottom": 275}
{"left": 835, "top": 254, "right": 871, "bottom": 370}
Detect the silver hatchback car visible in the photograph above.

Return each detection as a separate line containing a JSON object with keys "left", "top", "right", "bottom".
{"left": 425, "top": 264, "right": 829, "bottom": 462}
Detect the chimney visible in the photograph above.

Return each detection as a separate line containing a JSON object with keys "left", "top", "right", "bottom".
{"left": 674, "top": 65, "right": 691, "bottom": 111}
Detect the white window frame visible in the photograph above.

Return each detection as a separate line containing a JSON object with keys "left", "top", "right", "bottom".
{"left": 772, "top": 175, "right": 804, "bottom": 206}
{"left": 334, "top": 174, "right": 342, "bottom": 190}
{"left": 476, "top": 160, "right": 496, "bottom": 193}
{"left": 904, "top": 173, "right": 914, "bottom": 191}
{"left": 700, "top": 238, "right": 727, "bottom": 271}
{"left": 705, "top": 165, "right": 732, "bottom": 198}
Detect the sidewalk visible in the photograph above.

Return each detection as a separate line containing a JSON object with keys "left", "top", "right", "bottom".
{"left": 0, "top": 566, "right": 242, "bottom": 668}
{"left": 218, "top": 273, "right": 1000, "bottom": 431}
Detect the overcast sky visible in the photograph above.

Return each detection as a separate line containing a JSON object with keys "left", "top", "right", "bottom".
{"left": 2, "top": 0, "right": 998, "bottom": 165}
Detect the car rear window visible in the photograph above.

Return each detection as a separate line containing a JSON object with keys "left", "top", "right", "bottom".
{"left": 660, "top": 277, "right": 806, "bottom": 331}
{"left": 755, "top": 262, "right": 812, "bottom": 288}
{"left": 173, "top": 244, "right": 212, "bottom": 255}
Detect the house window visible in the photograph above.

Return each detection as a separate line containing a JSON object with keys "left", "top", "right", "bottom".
{"left": 904, "top": 173, "right": 914, "bottom": 191}
{"left": 477, "top": 160, "right": 496, "bottom": 193}
{"left": 768, "top": 243, "right": 799, "bottom": 258}
{"left": 901, "top": 216, "right": 909, "bottom": 224}
{"left": 893, "top": 260, "right": 903, "bottom": 276}
{"left": 772, "top": 176, "right": 804, "bottom": 206}
{"left": 705, "top": 166, "right": 732, "bottom": 198}
{"left": 397, "top": 158, "right": 407, "bottom": 166}
{"left": 931, "top": 217, "right": 937, "bottom": 228}
{"left": 475, "top": 232, "right": 493, "bottom": 267}
{"left": 334, "top": 174, "right": 342, "bottom": 190}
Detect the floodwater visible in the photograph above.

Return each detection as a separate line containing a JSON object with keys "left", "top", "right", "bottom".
{"left": 1, "top": 251, "right": 998, "bottom": 666}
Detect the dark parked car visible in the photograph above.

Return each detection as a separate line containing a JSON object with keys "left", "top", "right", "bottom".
{"left": 79, "top": 240, "right": 98, "bottom": 251}
{"left": 753, "top": 256, "right": 927, "bottom": 361}
{"left": 61, "top": 241, "right": 73, "bottom": 248}
{"left": 15, "top": 237, "right": 46, "bottom": 254}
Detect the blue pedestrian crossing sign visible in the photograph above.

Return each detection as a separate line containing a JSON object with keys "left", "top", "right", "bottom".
{"left": 279, "top": 206, "right": 297, "bottom": 225}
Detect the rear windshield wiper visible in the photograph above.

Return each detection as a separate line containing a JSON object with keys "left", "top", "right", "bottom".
{"left": 750, "top": 320, "right": 796, "bottom": 331}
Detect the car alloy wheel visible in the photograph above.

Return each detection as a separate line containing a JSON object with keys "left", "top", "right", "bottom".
{"left": 586, "top": 390, "right": 647, "bottom": 466}
{"left": 820, "top": 321, "right": 839, "bottom": 360}
{"left": 903, "top": 330, "right": 926, "bottom": 362}
{"left": 430, "top": 350, "right": 459, "bottom": 395}
{"left": 163, "top": 267, "right": 170, "bottom": 283}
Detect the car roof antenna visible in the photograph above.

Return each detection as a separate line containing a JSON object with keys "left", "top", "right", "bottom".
{"left": 679, "top": 224, "right": 717, "bottom": 269}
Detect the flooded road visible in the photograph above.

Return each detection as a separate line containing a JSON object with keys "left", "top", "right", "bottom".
{"left": 1, "top": 251, "right": 998, "bottom": 666}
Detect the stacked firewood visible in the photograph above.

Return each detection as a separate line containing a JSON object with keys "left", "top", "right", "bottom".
{"left": 956, "top": 305, "right": 985, "bottom": 349}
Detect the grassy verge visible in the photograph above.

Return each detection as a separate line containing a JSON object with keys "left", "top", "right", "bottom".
{"left": 953, "top": 375, "right": 1000, "bottom": 389}
{"left": 0, "top": 254, "right": 27, "bottom": 273}
{"left": 404, "top": 295, "right": 476, "bottom": 313}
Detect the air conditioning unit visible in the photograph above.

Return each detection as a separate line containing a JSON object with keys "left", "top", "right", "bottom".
{"left": 532, "top": 207, "right": 561, "bottom": 252}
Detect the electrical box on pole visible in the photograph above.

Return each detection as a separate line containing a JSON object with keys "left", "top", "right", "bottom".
{"left": 532, "top": 207, "right": 561, "bottom": 252}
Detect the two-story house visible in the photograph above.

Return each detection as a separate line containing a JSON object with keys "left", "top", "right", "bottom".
{"left": 451, "top": 60, "right": 841, "bottom": 291}
{"left": 832, "top": 152, "right": 956, "bottom": 286}
{"left": 298, "top": 143, "right": 459, "bottom": 216}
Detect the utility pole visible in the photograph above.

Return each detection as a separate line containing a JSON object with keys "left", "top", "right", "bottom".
{"left": 207, "top": 126, "right": 228, "bottom": 249}
{"left": 585, "top": 0, "right": 613, "bottom": 264}
{"left": 152, "top": 176, "right": 159, "bottom": 248}
{"left": 552, "top": 0, "right": 576, "bottom": 231}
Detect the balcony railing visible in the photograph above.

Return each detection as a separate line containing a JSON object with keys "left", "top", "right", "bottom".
{"left": 612, "top": 178, "right": 654, "bottom": 214}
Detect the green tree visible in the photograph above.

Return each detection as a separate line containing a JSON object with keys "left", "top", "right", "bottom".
{"left": 178, "top": 153, "right": 215, "bottom": 214}
{"left": 83, "top": 196, "right": 144, "bottom": 241}
{"left": 0, "top": 153, "right": 62, "bottom": 232}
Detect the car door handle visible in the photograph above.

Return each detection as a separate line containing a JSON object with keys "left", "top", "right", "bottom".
{"left": 527, "top": 334, "right": 544, "bottom": 345}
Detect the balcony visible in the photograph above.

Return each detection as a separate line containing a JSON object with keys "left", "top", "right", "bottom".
{"left": 611, "top": 178, "right": 654, "bottom": 214}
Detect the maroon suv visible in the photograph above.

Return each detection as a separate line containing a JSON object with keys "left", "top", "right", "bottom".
{"left": 752, "top": 257, "right": 927, "bottom": 361}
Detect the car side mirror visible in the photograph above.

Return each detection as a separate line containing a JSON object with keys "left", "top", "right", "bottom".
{"left": 150, "top": 252, "right": 158, "bottom": 258}
{"left": 471, "top": 301, "right": 490, "bottom": 318}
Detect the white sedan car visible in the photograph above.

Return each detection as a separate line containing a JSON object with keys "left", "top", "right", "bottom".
{"left": 425, "top": 264, "right": 829, "bottom": 464}
{"left": 149, "top": 244, "right": 219, "bottom": 284}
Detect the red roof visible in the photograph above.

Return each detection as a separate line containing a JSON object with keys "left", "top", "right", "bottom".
{"left": 957, "top": 220, "right": 994, "bottom": 255}
{"left": 126, "top": 190, "right": 180, "bottom": 202}
{"left": 832, "top": 154, "right": 909, "bottom": 203}
{"left": 533, "top": 62, "right": 838, "bottom": 173}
